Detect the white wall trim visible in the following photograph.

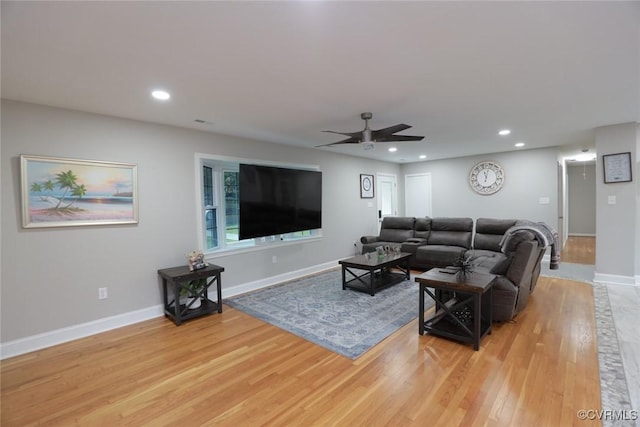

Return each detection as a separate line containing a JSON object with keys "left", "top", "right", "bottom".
{"left": 0, "top": 305, "right": 164, "bottom": 360}
{"left": 222, "top": 260, "right": 339, "bottom": 298}
{"left": 568, "top": 233, "right": 596, "bottom": 237}
{"left": 0, "top": 260, "right": 340, "bottom": 360}
{"left": 593, "top": 272, "right": 638, "bottom": 287}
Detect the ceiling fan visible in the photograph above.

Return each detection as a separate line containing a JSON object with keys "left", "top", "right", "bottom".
{"left": 317, "top": 112, "right": 425, "bottom": 150}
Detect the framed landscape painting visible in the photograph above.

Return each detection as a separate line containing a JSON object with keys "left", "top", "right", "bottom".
{"left": 20, "top": 155, "right": 138, "bottom": 228}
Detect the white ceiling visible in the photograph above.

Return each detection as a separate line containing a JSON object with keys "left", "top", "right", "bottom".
{"left": 2, "top": 1, "right": 639, "bottom": 163}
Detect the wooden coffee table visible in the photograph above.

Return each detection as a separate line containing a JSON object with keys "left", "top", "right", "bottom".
{"left": 339, "top": 252, "right": 411, "bottom": 296}
{"left": 414, "top": 268, "right": 496, "bottom": 350}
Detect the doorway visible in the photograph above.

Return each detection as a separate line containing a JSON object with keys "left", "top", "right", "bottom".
{"left": 405, "top": 173, "right": 432, "bottom": 218}
{"left": 376, "top": 173, "right": 397, "bottom": 229}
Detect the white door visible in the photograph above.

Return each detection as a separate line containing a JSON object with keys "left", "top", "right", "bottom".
{"left": 405, "top": 173, "right": 432, "bottom": 218}
{"left": 377, "top": 173, "right": 398, "bottom": 228}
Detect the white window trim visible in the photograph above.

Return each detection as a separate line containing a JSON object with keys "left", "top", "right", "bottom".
{"left": 194, "top": 153, "right": 323, "bottom": 257}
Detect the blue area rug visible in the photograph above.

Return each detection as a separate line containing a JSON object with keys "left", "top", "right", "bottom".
{"left": 226, "top": 269, "right": 429, "bottom": 359}
{"left": 541, "top": 261, "right": 595, "bottom": 283}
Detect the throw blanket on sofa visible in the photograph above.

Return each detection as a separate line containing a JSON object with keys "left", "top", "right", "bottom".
{"left": 500, "top": 221, "right": 560, "bottom": 269}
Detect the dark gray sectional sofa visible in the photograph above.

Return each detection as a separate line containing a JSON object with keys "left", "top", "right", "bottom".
{"left": 360, "top": 217, "right": 547, "bottom": 321}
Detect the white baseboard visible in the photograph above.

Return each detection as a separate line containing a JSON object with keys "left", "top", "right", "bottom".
{"left": 0, "top": 260, "right": 341, "bottom": 360}
{"left": 567, "top": 233, "right": 596, "bottom": 237}
{"left": 222, "top": 260, "right": 339, "bottom": 299}
{"left": 0, "top": 305, "right": 164, "bottom": 360}
{"left": 593, "top": 272, "right": 638, "bottom": 287}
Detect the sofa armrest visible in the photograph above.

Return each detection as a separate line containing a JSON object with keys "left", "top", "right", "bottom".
{"left": 361, "top": 236, "right": 379, "bottom": 244}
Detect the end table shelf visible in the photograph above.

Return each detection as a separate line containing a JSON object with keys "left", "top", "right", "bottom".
{"left": 158, "top": 264, "right": 225, "bottom": 325}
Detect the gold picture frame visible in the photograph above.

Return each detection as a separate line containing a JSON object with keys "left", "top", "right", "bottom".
{"left": 20, "top": 154, "right": 138, "bottom": 228}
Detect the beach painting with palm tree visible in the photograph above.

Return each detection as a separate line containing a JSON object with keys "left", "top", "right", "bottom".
{"left": 21, "top": 155, "right": 138, "bottom": 228}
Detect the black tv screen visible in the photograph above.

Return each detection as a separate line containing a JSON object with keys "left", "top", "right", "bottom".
{"left": 239, "top": 164, "right": 322, "bottom": 240}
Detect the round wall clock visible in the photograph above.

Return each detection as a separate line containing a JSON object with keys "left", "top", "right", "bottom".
{"left": 469, "top": 161, "right": 504, "bottom": 195}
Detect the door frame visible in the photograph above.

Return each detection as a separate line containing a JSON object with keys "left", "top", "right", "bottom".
{"left": 376, "top": 173, "right": 398, "bottom": 227}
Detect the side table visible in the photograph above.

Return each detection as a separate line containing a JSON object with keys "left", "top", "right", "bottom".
{"left": 158, "top": 264, "right": 224, "bottom": 325}
{"left": 415, "top": 268, "right": 495, "bottom": 351}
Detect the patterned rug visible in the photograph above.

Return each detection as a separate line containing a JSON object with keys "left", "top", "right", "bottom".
{"left": 226, "top": 269, "right": 430, "bottom": 359}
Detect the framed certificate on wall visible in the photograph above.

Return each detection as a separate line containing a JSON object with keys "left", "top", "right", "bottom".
{"left": 360, "top": 174, "right": 374, "bottom": 198}
{"left": 603, "top": 152, "right": 632, "bottom": 184}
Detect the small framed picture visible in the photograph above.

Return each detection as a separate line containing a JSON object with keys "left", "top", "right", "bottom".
{"left": 603, "top": 152, "right": 632, "bottom": 184}
{"left": 360, "top": 174, "right": 374, "bottom": 198}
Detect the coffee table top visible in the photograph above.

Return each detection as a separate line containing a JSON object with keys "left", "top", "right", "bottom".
{"left": 339, "top": 252, "right": 411, "bottom": 269}
{"left": 414, "top": 267, "right": 495, "bottom": 294}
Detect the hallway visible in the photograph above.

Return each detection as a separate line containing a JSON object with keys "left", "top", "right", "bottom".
{"left": 563, "top": 236, "right": 639, "bottom": 425}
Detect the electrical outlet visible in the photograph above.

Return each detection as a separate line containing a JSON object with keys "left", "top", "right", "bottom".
{"left": 98, "top": 287, "right": 108, "bottom": 300}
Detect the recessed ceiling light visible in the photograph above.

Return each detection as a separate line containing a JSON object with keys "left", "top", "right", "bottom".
{"left": 498, "top": 129, "right": 511, "bottom": 136}
{"left": 515, "top": 142, "right": 525, "bottom": 148}
{"left": 388, "top": 147, "right": 398, "bottom": 152}
{"left": 151, "top": 90, "right": 171, "bottom": 101}
{"left": 419, "top": 154, "right": 427, "bottom": 159}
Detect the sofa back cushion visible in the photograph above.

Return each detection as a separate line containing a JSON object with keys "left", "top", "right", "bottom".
{"left": 414, "top": 217, "right": 432, "bottom": 240}
{"left": 473, "top": 218, "right": 517, "bottom": 252}
{"left": 427, "top": 217, "right": 473, "bottom": 248}
{"left": 378, "top": 217, "right": 416, "bottom": 243}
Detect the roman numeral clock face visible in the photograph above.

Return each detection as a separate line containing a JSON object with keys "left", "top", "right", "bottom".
{"left": 469, "top": 161, "right": 504, "bottom": 195}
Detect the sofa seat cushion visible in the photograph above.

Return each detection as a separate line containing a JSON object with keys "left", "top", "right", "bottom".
{"left": 467, "top": 250, "right": 510, "bottom": 274}
{"left": 416, "top": 245, "right": 467, "bottom": 267}
{"left": 400, "top": 239, "right": 428, "bottom": 257}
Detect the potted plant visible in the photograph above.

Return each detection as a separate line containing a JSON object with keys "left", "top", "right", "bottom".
{"left": 180, "top": 278, "right": 207, "bottom": 309}
{"left": 453, "top": 253, "right": 474, "bottom": 278}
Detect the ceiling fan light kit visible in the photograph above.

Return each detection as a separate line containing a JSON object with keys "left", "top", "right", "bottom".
{"left": 317, "top": 112, "right": 425, "bottom": 150}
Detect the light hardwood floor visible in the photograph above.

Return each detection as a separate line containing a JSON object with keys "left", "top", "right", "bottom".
{"left": 1, "top": 241, "right": 601, "bottom": 426}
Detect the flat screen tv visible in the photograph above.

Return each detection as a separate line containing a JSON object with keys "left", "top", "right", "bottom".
{"left": 239, "top": 164, "right": 322, "bottom": 240}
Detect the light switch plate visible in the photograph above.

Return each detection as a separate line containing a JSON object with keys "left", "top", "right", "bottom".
{"left": 608, "top": 195, "right": 616, "bottom": 205}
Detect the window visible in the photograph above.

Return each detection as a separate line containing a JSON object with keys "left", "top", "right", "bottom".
{"left": 201, "top": 162, "right": 243, "bottom": 251}
{"left": 197, "top": 155, "right": 321, "bottom": 254}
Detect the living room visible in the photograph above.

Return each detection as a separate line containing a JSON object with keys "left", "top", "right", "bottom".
{"left": 2, "top": 1, "right": 639, "bottom": 425}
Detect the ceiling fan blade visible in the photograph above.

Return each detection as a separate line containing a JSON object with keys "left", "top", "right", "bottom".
{"left": 374, "top": 135, "right": 425, "bottom": 142}
{"left": 371, "top": 124, "right": 412, "bottom": 137}
{"left": 315, "top": 136, "right": 361, "bottom": 147}
{"left": 322, "top": 130, "right": 362, "bottom": 138}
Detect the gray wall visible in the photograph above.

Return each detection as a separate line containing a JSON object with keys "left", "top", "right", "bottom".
{"left": 1, "top": 100, "right": 399, "bottom": 342}
{"left": 595, "top": 122, "right": 638, "bottom": 279}
{"left": 400, "top": 148, "right": 559, "bottom": 228}
{"left": 567, "top": 164, "right": 596, "bottom": 236}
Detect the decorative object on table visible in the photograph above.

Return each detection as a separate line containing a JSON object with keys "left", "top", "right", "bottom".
{"left": 375, "top": 245, "right": 385, "bottom": 259}
{"left": 603, "top": 152, "right": 632, "bottom": 183}
{"left": 360, "top": 174, "right": 374, "bottom": 198}
{"left": 20, "top": 154, "right": 138, "bottom": 228}
{"left": 225, "top": 269, "right": 432, "bottom": 359}
{"left": 469, "top": 161, "right": 504, "bottom": 195}
{"left": 186, "top": 250, "right": 208, "bottom": 271}
{"left": 453, "top": 252, "right": 474, "bottom": 277}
